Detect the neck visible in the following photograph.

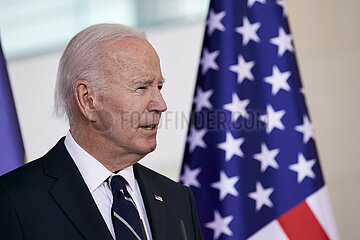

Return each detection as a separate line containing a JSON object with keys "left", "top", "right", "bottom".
{"left": 70, "top": 124, "right": 144, "bottom": 172}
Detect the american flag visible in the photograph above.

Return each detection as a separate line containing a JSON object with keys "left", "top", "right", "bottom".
{"left": 180, "top": 0, "right": 339, "bottom": 239}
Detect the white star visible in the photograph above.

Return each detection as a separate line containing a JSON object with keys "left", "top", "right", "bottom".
{"left": 264, "top": 65, "right": 291, "bottom": 95}
{"left": 277, "top": 0, "right": 288, "bottom": 17}
{"left": 206, "top": 9, "right": 226, "bottom": 36}
{"left": 248, "top": 181, "right": 274, "bottom": 211}
{"left": 299, "top": 87, "right": 306, "bottom": 95}
{"left": 211, "top": 171, "right": 239, "bottom": 201}
{"left": 205, "top": 210, "right": 233, "bottom": 239}
{"left": 270, "top": 27, "right": 294, "bottom": 56}
{"left": 253, "top": 143, "right": 279, "bottom": 172}
{"left": 187, "top": 126, "right": 207, "bottom": 153}
{"left": 193, "top": 87, "right": 214, "bottom": 111}
{"left": 235, "top": 17, "right": 261, "bottom": 46}
{"left": 295, "top": 115, "right": 315, "bottom": 144}
{"left": 248, "top": 0, "right": 266, "bottom": 8}
{"left": 289, "top": 153, "right": 316, "bottom": 183}
{"left": 180, "top": 165, "right": 202, "bottom": 188}
{"left": 259, "top": 104, "right": 286, "bottom": 134}
{"left": 200, "top": 48, "right": 220, "bottom": 75}
{"left": 223, "top": 93, "right": 250, "bottom": 122}
{"left": 217, "top": 132, "right": 245, "bottom": 161}
{"left": 229, "top": 55, "right": 255, "bottom": 84}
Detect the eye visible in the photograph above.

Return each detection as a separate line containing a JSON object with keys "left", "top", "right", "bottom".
{"left": 158, "top": 85, "right": 163, "bottom": 90}
{"left": 136, "top": 86, "right": 148, "bottom": 92}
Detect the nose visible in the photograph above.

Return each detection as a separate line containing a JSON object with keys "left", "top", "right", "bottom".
{"left": 147, "top": 89, "right": 167, "bottom": 113}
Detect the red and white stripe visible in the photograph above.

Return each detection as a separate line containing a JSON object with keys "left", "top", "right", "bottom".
{"left": 248, "top": 186, "right": 340, "bottom": 240}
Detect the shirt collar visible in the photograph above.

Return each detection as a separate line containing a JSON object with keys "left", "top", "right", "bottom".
{"left": 64, "top": 131, "right": 137, "bottom": 192}
{"left": 113, "top": 166, "right": 136, "bottom": 191}
{"left": 65, "top": 131, "right": 134, "bottom": 193}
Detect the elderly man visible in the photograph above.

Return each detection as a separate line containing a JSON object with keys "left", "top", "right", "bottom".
{"left": 0, "top": 24, "right": 203, "bottom": 240}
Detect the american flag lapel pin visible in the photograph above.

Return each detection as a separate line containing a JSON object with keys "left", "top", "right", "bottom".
{"left": 154, "top": 194, "right": 163, "bottom": 202}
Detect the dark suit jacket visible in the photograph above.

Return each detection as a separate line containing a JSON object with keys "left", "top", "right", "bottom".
{"left": 0, "top": 138, "right": 203, "bottom": 240}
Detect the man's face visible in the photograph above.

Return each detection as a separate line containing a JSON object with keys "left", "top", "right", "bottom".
{"left": 94, "top": 38, "right": 167, "bottom": 157}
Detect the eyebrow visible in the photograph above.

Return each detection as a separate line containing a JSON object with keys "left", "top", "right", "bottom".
{"left": 133, "top": 78, "right": 165, "bottom": 86}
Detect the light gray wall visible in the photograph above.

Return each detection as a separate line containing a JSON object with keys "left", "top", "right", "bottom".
{"left": 7, "top": 0, "right": 360, "bottom": 238}
{"left": 286, "top": 0, "right": 360, "bottom": 239}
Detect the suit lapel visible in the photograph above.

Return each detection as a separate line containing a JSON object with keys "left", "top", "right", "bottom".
{"left": 134, "top": 164, "right": 167, "bottom": 239}
{"left": 44, "top": 138, "right": 113, "bottom": 240}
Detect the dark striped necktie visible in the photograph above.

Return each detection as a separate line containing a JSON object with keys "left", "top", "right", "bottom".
{"left": 110, "top": 175, "right": 144, "bottom": 240}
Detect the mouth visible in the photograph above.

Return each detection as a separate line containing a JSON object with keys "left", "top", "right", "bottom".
{"left": 140, "top": 124, "right": 158, "bottom": 130}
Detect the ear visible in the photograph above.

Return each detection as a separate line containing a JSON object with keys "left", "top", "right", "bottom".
{"left": 74, "top": 80, "right": 98, "bottom": 121}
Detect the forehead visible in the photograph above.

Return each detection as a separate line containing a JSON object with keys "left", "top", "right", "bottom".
{"left": 102, "top": 38, "right": 163, "bottom": 86}
{"left": 105, "top": 38, "right": 161, "bottom": 72}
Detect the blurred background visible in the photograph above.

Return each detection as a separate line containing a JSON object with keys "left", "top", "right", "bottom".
{"left": 1, "top": 0, "right": 359, "bottom": 238}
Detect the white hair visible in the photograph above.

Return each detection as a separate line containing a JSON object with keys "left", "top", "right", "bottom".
{"left": 54, "top": 23, "right": 146, "bottom": 125}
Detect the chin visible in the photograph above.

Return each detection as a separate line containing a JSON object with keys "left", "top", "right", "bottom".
{"left": 144, "top": 143, "right": 157, "bottom": 154}
{"left": 142, "top": 140, "right": 157, "bottom": 154}
{"left": 148, "top": 144, "right": 157, "bottom": 153}
{"left": 131, "top": 139, "right": 157, "bottom": 157}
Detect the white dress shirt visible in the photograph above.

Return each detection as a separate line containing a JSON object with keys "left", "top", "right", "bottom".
{"left": 64, "top": 131, "right": 152, "bottom": 240}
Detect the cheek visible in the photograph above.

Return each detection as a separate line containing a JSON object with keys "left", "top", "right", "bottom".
{"left": 120, "top": 111, "right": 142, "bottom": 129}
{"left": 118, "top": 101, "right": 148, "bottom": 124}
{"left": 92, "top": 109, "right": 113, "bottom": 132}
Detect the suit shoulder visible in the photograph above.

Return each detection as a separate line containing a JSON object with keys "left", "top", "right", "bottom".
{"left": 0, "top": 159, "right": 45, "bottom": 204}
{"left": 0, "top": 137, "right": 68, "bottom": 189}
{"left": 134, "top": 163, "right": 187, "bottom": 190}
{"left": 0, "top": 157, "right": 45, "bottom": 186}
{"left": 0, "top": 151, "right": 59, "bottom": 197}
